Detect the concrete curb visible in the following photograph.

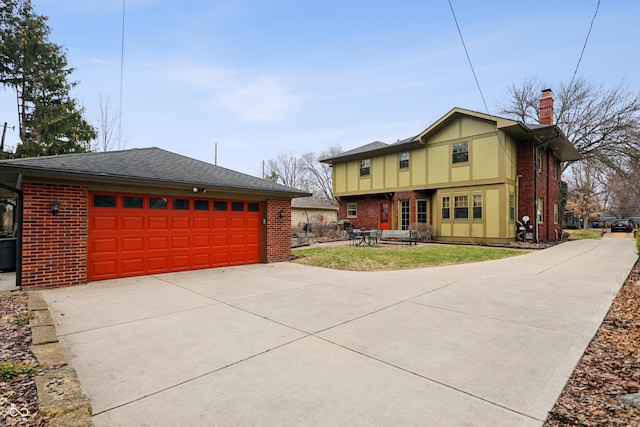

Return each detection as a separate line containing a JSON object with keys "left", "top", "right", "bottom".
{"left": 28, "top": 291, "right": 94, "bottom": 427}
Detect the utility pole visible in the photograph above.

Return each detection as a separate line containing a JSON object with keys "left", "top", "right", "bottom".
{"left": 214, "top": 142, "right": 217, "bottom": 165}
{"left": 1, "top": 122, "right": 15, "bottom": 152}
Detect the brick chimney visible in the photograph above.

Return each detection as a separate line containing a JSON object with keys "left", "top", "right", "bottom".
{"left": 539, "top": 89, "right": 553, "bottom": 125}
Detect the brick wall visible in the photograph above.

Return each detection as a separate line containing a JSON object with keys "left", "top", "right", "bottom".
{"left": 265, "top": 199, "right": 291, "bottom": 262}
{"left": 21, "top": 182, "right": 88, "bottom": 288}
{"left": 516, "top": 141, "right": 562, "bottom": 241}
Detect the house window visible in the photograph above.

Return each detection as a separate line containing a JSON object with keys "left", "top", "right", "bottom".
{"left": 509, "top": 194, "right": 515, "bottom": 221}
{"left": 452, "top": 141, "right": 468, "bottom": 164}
{"left": 360, "top": 159, "right": 370, "bottom": 177}
{"left": 93, "top": 194, "right": 116, "bottom": 208}
{"left": 537, "top": 198, "right": 544, "bottom": 224}
{"left": 554, "top": 159, "right": 561, "bottom": 180}
{"left": 400, "top": 200, "right": 410, "bottom": 230}
{"left": 472, "top": 194, "right": 482, "bottom": 220}
{"left": 442, "top": 196, "right": 450, "bottom": 220}
{"left": 537, "top": 146, "right": 544, "bottom": 171}
{"left": 173, "top": 199, "right": 189, "bottom": 210}
{"left": 399, "top": 152, "right": 410, "bottom": 169}
{"left": 554, "top": 202, "right": 559, "bottom": 224}
{"left": 417, "top": 200, "right": 428, "bottom": 223}
{"left": 194, "top": 200, "right": 209, "bottom": 210}
{"left": 347, "top": 203, "right": 357, "bottom": 218}
{"left": 123, "top": 196, "right": 143, "bottom": 208}
{"left": 149, "top": 197, "right": 168, "bottom": 209}
{"left": 213, "top": 201, "right": 227, "bottom": 211}
{"left": 454, "top": 195, "right": 469, "bottom": 219}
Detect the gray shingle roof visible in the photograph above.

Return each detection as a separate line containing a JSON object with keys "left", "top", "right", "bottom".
{"left": 291, "top": 197, "right": 338, "bottom": 210}
{"left": 0, "top": 147, "right": 310, "bottom": 197}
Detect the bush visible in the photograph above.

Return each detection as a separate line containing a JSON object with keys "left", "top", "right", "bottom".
{"left": 410, "top": 223, "right": 433, "bottom": 242}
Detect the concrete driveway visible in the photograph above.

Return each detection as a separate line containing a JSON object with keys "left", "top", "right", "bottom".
{"left": 43, "top": 238, "right": 637, "bottom": 426}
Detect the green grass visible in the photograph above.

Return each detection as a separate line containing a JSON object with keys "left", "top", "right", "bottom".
{"left": 0, "top": 361, "right": 39, "bottom": 381}
{"left": 10, "top": 311, "right": 35, "bottom": 325}
{"left": 563, "top": 229, "right": 603, "bottom": 240}
{"left": 291, "top": 245, "right": 526, "bottom": 271}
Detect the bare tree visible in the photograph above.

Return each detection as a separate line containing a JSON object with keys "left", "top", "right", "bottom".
{"left": 566, "top": 161, "right": 605, "bottom": 228}
{"left": 498, "top": 77, "right": 640, "bottom": 172}
{"left": 301, "top": 145, "right": 341, "bottom": 202}
{"left": 266, "top": 151, "right": 309, "bottom": 191}
{"left": 93, "top": 94, "right": 125, "bottom": 152}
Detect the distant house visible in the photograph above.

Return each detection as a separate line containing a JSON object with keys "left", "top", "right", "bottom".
{"left": 321, "top": 90, "right": 580, "bottom": 244}
{"left": 291, "top": 197, "right": 338, "bottom": 232}
{"left": 0, "top": 147, "right": 309, "bottom": 288}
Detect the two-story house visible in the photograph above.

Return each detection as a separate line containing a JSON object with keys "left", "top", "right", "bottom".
{"left": 321, "top": 90, "right": 580, "bottom": 244}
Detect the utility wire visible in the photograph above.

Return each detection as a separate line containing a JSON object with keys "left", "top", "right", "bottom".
{"left": 569, "top": 0, "right": 600, "bottom": 88}
{"left": 447, "top": 0, "right": 512, "bottom": 165}
{"left": 448, "top": 0, "right": 491, "bottom": 117}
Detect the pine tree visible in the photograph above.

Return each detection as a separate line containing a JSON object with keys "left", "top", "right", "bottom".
{"left": 0, "top": 0, "right": 95, "bottom": 157}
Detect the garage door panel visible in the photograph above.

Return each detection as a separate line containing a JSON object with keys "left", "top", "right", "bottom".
{"left": 122, "top": 237, "right": 144, "bottom": 251}
{"left": 192, "top": 217, "right": 210, "bottom": 229}
{"left": 89, "top": 193, "right": 263, "bottom": 281}
{"left": 92, "top": 216, "right": 118, "bottom": 231}
{"left": 91, "top": 238, "right": 118, "bottom": 254}
{"left": 171, "top": 236, "right": 190, "bottom": 248}
{"left": 148, "top": 236, "right": 169, "bottom": 250}
{"left": 148, "top": 216, "right": 169, "bottom": 229}
{"left": 171, "top": 217, "right": 190, "bottom": 230}
{"left": 122, "top": 216, "right": 144, "bottom": 231}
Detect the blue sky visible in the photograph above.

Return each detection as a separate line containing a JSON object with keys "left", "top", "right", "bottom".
{"left": 1, "top": 0, "right": 638, "bottom": 177}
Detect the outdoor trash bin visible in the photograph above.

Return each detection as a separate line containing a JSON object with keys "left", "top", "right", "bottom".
{"left": 0, "top": 238, "right": 16, "bottom": 271}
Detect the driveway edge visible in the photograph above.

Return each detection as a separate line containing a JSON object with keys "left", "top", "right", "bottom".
{"left": 28, "top": 291, "right": 94, "bottom": 427}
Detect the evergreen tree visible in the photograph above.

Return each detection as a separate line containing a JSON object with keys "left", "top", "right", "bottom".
{"left": 0, "top": 0, "right": 95, "bottom": 157}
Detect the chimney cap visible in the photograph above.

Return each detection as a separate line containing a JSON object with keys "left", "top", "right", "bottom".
{"left": 541, "top": 88, "right": 553, "bottom": 97}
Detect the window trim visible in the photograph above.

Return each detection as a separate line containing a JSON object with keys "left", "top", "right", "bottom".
{"left": 537, "top": 197, "right": 544, "bottom": 224}
{"left": 452, "top": 141, "right": 469, "bottom": 164}
{"left": 553, "top": 202, "right": 559, "bottom": 224}
{"left": 347, "top": 203, "right": 357, "bottom": 218}
{"left": 454, "top": 194, "right": 469, "bottom": 220}
{"left": 442, "top": 196, "right": 450, "bottom": 220}
{"left": 416, "top": 199, "right": 428, "bottom": 224}
{"left": 399, "top": 152, "right": 410, "bottom": 169}
{"left": 472, "top": 194, "right": 482, "bottom": 220}
{"left": 359, "top": 159, "right": 371, "bottom": 177}
{"left": 509, "top": 194, "right": 515, "bottom": 221}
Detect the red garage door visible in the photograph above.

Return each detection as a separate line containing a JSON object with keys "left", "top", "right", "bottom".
{"left": 88, "top": 193, "right": 262, "bottom": 281}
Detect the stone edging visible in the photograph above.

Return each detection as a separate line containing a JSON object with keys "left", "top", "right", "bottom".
{"left": 28, "top": 291, "right": 94, "bottom": 427}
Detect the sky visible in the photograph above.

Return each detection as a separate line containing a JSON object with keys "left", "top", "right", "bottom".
{"left": 1, "top": 0, "right": 639, "bottom": 177}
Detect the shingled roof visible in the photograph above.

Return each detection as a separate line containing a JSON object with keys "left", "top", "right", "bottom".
{"left": 0, "top": 147, "right": 310, "bottom": 198}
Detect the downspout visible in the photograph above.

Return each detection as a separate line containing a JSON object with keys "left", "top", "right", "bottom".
{"left": 534, "top": 143, "right": 539, "bottom": 243}
{"left": 0, "top": 180, "right": 22, "bottom": 289}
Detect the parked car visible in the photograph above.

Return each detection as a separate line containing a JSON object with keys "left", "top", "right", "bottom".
{"left": 610, "top": 218, "right": 634, "bottom": 232}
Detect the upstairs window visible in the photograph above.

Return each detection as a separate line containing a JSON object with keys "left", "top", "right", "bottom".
{"left": 399, "top": 152, "right": 410, "bottom": 169}
{"left": 452, "top": 141, "right": 468, "bottom": 164}
{"left": 360, "top": 159, "right": 371, "bottom": 177}
{"left": 537, "top": 146, "right": 545, "bottom": 171}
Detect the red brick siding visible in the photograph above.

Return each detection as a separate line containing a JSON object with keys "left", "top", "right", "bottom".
{"left": 21, "top": 183, "right": 88, "bottom": 288}
{"left": 265, "top": 199, "right": 291, "bottom": 262}
{"left": 338, "top": 192, "right": 430, "bottom": 230}
{"left": 516, "top": 141, "right": 562, "bottom": 241}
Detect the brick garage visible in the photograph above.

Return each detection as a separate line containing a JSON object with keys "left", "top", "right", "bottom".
{"left": 0, "top": 148, "right": 308, "bottom": 289}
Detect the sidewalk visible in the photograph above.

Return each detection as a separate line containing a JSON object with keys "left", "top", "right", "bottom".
{"left": 42, "top": 238, "right": 637, "bottom": 426}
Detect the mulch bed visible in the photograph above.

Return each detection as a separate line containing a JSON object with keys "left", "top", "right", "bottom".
{"left": 0, "top": 293, "right": 48, "bottom": 426}
{"left": 544, "top": 259, "right": 640, "bottom": 426}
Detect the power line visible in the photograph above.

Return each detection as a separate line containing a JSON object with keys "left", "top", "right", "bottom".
{"left": 569, "top": 0, "right": 600, "bottom": 87}
{"left": 447, "top": 0, "right": 490, "bottom": 117}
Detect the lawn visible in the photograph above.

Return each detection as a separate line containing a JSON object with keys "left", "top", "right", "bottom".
{"left": 563, "top": 229, "right": 603, "bottom": 240}
{"left": 291, "top": 244, "right": 527, "bottom": 271}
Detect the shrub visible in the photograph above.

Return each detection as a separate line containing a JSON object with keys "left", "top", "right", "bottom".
{"left": 0, "top": 361, "right": 39, "bottom": 381}
{"left": 410, "top": 223, "right": 433, "bottom": 242}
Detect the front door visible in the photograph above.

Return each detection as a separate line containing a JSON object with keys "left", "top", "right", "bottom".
{"left": 379, "top": 201, "right": 390, "bottom": 230}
